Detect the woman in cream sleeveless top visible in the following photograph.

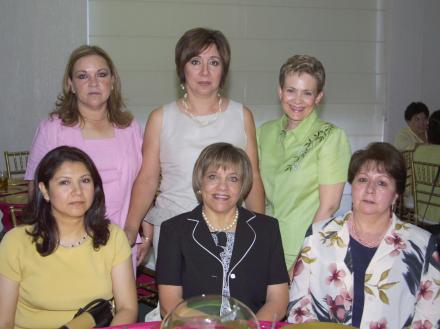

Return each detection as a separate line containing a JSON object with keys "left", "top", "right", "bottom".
{"left": 147, "top": 99, "right": 247, "bottom": 253}
{"left": 124, "top": 28, "right": 264, "bottom": 264}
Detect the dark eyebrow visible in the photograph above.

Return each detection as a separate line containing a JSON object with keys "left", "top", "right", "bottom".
{"left": 54, "top": 175, "right": 71, "bottom": 180}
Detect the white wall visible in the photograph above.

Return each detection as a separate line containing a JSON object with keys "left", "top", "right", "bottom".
{"left": 0, "top": 0, "right": 87, "bottom": 168}
{"left": 384, "top": 0, "right": 440, "bottom": 142}
{"left": 420, "top": 0, "right": 440, "bottom": 113}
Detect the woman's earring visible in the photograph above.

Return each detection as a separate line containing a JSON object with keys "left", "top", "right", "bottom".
{"left": 180, "top": 83, "right": 185, "bottom": 91}
{"left": 197, "top": 190, "right": 202, "bottom": 195}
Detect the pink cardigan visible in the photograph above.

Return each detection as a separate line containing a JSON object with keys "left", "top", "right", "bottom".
{"left": 25, "top": 116, "right": 143, "bottom": 229}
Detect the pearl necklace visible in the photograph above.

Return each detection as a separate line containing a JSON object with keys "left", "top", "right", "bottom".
{"left": 182, "top": 93, "right": 223, "bottom": 126}
{"left": 59, "top": 234, "right": 88, "bottom": 248}
{"left": 202, "top": 208, "right": 238, "bottom": 232}
{"left": 348, "top": 214, "right": 391, "bottom": 248}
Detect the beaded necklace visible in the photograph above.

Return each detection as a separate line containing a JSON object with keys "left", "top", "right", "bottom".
{"left": 202, "top": 208, "right": 238, "bottom": 232}
{"left": 182, "top": 93, "right": 223, "bottom": 126}
{"left": 348, "top": 214, "right": 391, "bottom": 248}
{"left": 59, "top": 234, "right": 88, "bottom": 248}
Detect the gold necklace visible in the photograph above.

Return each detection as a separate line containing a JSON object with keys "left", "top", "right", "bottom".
{"left": 182, "top": 93, "right": 223, "bottom": 126}
{"left": 59, "top": 234, "right": 88, "bottom": 248}
{"left": 202, "top": 208, "right": 238, "bottom": 232}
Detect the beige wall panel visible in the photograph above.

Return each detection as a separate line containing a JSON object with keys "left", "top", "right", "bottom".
{"left": 251, "top": 105, "right": 283, "bottom": 127}
{"left": 121, "top": 71, "right": 178, "bottom": 107}
{"left": 240, "top": 71, "right": 281, "bottom": 105}
{"left": 318, "top": 104, "right": 384, "bottom": 136}
{"left": 133, "top": 0, "right": 380, "bottom": 10}
{"left": 129, "top": 106, "right": 153, "bottom": 125}
{"left": 350, "top": 135, "right": 383, "bottom": 152}
{"left": 245, "top": 7, "right": 382, "bottom": 42}
{"left": 129, "top": 106, "right": 154, "bottom": 127}
{"left": 90, "top": 1, "right": 246, "bottom": 37}
{"left": 229, "top": 39, "right": 381, "bottom": 73}
{"left": 89, "top": 36, "right": 176, "bottom": 71}
{"left": 324, "top": 73, "right": 385, "bottom": 104}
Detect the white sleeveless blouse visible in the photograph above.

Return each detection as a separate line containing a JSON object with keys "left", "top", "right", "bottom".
{"left": 146, "top": 100, "right": 247, "bottom": 225}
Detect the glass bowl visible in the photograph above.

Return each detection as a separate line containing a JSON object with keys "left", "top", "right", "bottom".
{"left": 161, "top": 295, "right": 259, "bottom": 329}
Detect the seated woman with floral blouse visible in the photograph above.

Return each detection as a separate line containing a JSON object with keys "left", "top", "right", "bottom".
{"left": 288, "top": 142, "right": 440, "bottom": 328}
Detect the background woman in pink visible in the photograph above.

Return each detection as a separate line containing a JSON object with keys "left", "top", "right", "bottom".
{"left": 25, "top": 45, "right": 144, "bottom": 263}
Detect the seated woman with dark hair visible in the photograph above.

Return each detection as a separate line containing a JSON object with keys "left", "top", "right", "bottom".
{"left": 411, "top": 109, "right": 440, "bottom": 225}
{"left": 288, "top": 142, "right": 440, "bottom": 328}
{"left": 428, "top": 109, "right": 440, "bottom": 145}
{"left": 156, "top": 143, "right": 289, "bottom": 321}
{"left": 0, "top": 146, "right": 137, "bottom": 328}
{"left": 394, "top": 102, "right": 429, "bottom": 150}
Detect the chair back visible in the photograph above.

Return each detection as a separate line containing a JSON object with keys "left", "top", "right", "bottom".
{"left": 4, "top": 151, "right": 29, "bottom": 178}
{"left": 396, "top": 150, "right": 415, "bottom": 223}
{"left": 411, "top": 145, "right": 440, "bottom": 224}
{"left": 402, "top": 150, "right": 413, "bottom": 187}
{"left": 9, "top": 205, "right": 24, "bottom": 227}
{"left": 137, "top": 266, "right": 158, "bottom": 308}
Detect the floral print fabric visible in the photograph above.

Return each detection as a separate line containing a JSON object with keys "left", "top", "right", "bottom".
{"left": 288, "top": 212, "right": 440, "bottom": 328}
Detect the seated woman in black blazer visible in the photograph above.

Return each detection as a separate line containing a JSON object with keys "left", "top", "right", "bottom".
{"left": 156, "top": 142, "right": 289, "bottom": 320}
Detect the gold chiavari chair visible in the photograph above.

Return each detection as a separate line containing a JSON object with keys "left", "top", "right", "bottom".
{"left": 9, "top": 205, "right": 24, "bottom": 227}
{"left": 396, "top": 150, "right": 416, "bottom": 223}
{"left": 411, "top": 146, "right": 440, "bottom": 226}
{"left": 4, "top": 151, "right": 29, "bottom": 178}
{"left": 137, "top": 266, "right": 158, "bottom": 308}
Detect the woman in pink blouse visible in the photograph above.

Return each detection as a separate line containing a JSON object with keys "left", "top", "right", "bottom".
{"left": 25, "top": 45, "right": 145, "bottom": 264}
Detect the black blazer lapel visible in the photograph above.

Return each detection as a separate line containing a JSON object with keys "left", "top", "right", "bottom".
{"left": 189, "top": 205, "right": 222, "bottom": 262}
{"left": 229, "top": 207, "right": 256, "bottom": 271}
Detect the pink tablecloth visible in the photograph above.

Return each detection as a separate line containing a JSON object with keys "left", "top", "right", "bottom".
{"left": 102, "top": 321, "right": 160, "bottom": 329}
{"left": 102, "top": 321, "right": 290, "bottom": 329}
{"left": 0, "top": 182, "right": 28, "bottom": 231}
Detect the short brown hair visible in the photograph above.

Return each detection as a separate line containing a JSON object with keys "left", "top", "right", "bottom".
{"left": 51, "top": 45, "right": 132, "bottom": 128}
{"left": 192, "top": 143, "right": 253, "bottom": 204}
{"left": 175, "top": 27, "right": 231, "bottom": 88}
{"left": 348, "top": 142, "right": 406, "bottom": 195}
{"left": 278, "top": 54, "right": 326, "bottom": 93}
